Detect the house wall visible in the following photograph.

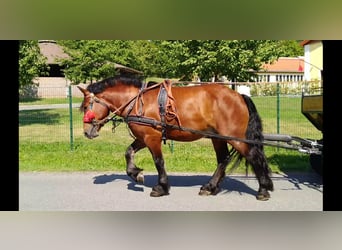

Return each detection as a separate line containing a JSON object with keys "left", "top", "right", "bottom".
{"left": 34, "top": 77, "right": 87, "bottom": 98}
{"left": 303, "top": 41, "right": 323, "bottom": 81}
{"left": 255, "top": 73, "right": 304, "bottom": 83}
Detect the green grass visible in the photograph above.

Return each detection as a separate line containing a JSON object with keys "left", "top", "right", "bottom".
{"left": 19, "top": 95, "right": 322, "bottom": 174}
{"left": 19, "top": 136, "right": 312, "bottom": 174}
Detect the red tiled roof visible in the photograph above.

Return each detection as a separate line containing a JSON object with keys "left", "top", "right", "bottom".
{"left": 300, "top": 40, "right": 321, "bottom": 46}
{"left": 300, "top": 40, "right": 311, "bottom": 46}
{"left": 261, "top": 57, "right": 304, "bottom": 73}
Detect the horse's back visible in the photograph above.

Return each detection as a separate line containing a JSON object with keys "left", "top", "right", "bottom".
{"left": 170, "top": 84, "right": 249, "bottom": 132}
{"left": 172, "top": 84, "right": 247, "bottom": 113}
{"left": 172, "top": 84, "right": 241, "bottom": 99}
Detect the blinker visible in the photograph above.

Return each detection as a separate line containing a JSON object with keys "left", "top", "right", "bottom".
{"left": 83, "top": 110, "right": 96, "bottom": 123}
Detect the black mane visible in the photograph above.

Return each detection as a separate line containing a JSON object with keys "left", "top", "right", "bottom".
{"left": 86, "top": 75, "right": 144, "bottom": 94}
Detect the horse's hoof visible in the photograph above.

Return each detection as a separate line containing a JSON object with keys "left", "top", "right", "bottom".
{"left": 150, "top": 190, "right": 163, "bottom": 197}
{"left": 199, "top": 189, "right": 211, "bottom": 196}
{"left": 199, "top": 184, "right": 220, "bottom": 196}
{"left": 256, "top": 192, "right": 270, "bottom": 201}
{"left": 136, "top": 172, "right": 144, "bottom": 184}
{"left": 150, "top": 190, "right": 169, "bottom": 197}
{"left": 150, "top": 185, "right": 169, "bottom": 197}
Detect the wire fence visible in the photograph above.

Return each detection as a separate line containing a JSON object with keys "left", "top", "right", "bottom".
{"left": 19, "top": 81, "right": 323, "bottom": 150}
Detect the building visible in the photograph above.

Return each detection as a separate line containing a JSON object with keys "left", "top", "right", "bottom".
{"left": 237, "top": 56, "right": 306, "bottom": 96}
{"left": 36, "top": 40, "right": 70, "bottom": 97}
{"left": 38, "top": 40, "right": 70, "bottom": 77}
{"left": 252, "top": 40, "right": 322, "bottom": 84}
{"left": 253, "top": 57, "right": 305, "bottom": 83}
{"left": 300, "top": 40, "right": 323, "bottom": 82}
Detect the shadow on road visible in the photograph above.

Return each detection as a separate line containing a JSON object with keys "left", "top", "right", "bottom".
{"left": 93, "top": 173, "right": 261, "bottom": 197}
{"left": 92, "top": 171, "right": 322, "bottom": 196}
{"left": 276, "top": 172, "right": 323, "bottom": 193}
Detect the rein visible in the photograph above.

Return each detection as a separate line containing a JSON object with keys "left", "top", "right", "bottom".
{"left": 83, "top": 81, "right": 323, "bottom": 154}
{"left": 125, "top": 115, "right": 323, "bottom": 153}
{"left": 85, "top": 80, "right": 267, "bottom": 146}
{"left": 84, "top": 85, "right": 322, "bottom": 152}
{"left": 124, "top": 115, "right": 267, "bottom": 146}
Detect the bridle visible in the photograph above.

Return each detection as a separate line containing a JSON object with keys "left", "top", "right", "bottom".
{"left": 83, "top": 82, "right": 163, "bottom": 127}
{"left": 83, "top": 93, "right": 121, "bottom": 127}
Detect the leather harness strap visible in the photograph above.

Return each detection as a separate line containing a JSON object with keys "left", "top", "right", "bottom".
{"left": 126, "top": 79, "right": 182, "bottom": 144}
{"left": 158, "top": 82, "right": 168, "bottom": 143}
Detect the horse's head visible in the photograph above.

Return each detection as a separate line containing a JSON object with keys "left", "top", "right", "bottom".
{"left": 77, "top": 86, "right": 111, "bottom": 139}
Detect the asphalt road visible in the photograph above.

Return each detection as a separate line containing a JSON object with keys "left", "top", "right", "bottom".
{"left": 19, "top": 171, "right": 323, "bottom": 211}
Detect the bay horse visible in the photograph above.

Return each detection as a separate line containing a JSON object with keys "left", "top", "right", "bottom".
{"left": 78, "top": 75, "right": 274, "bottom": 201}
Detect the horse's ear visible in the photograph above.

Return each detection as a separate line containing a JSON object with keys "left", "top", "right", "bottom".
{"left": 77, "top": 85, "right": 89, "bottom": 95}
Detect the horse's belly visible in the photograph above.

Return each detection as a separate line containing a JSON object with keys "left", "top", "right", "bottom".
{"left": 167, "top": 129, "right": 204, "bottom": 142}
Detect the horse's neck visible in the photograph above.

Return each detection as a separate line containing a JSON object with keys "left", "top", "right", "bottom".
{"left": 108, "top": 86, "right": 140, "bottom": 116}
{"left": 108, "top": 83, "right": 164, "bottom": 117}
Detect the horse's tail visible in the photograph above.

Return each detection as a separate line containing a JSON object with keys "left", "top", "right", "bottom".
{"left": 241, "top": 95, "right": 273, "bottom": 190}
{"left": 241, "top": 94, "right": 264, "bottom": 148}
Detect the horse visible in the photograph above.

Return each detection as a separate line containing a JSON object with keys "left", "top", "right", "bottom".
{"left": 78, "top": 75, "right": 274, "bottom": 201}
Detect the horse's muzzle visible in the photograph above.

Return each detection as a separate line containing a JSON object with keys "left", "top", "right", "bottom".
{"left": 84, "top": 125, "right": 99, "bottom": 139}
{"left": 84, "top": 131, "right": 99, "bottom": 139}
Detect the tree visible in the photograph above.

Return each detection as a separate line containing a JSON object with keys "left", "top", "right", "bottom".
{"left": 154, "top": 40, "right": 287, "bottom": 82}
{"left": 58, "top": 40, "right": 137, "bottom": 84}
{"left": 58, "top": 40, "right": 187, "bottom": 83}
{"left": 126, "top": 40, "right": 168, "bottom": 77}
{"left": 277, "top": 40, "right": 304, "bottom": 57}
{"left": 56, "top": 40, "right": 304, "bottom": 84}
{"left": 19, "top": 40, "right": 49, "bottom": 90}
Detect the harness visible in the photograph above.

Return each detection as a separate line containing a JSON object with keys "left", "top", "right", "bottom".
{"left": 84, "top": 80, "right": 181, "bottom": 143}
{"left": 124, "top": 79, "right": 181, "bottom": 144}
{"left": 157, "top": 79, "right": 181, "bottom": 143}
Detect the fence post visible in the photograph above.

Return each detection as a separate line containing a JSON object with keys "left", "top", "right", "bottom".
{"left": 276, "top": 82, "right": 280, "bottom": 151}
{"left": 68, "top": 84, "right": 74, "bottom": 151}
{"left": 276, "top": 82, "right": 280, "bottom": 135}
{"left": 169, "top": 140, "right": 174, "bottom": 153}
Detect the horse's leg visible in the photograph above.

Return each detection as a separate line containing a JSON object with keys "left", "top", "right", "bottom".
{"left": 245, "top": 145, "right": 274, "bottom": 201}
{"left": 125, "top": 139, "right": 146, "bottom": 184}
{"left": 145, "top": 137, "right": 170, "bottom": 197}
{"left": 199, "top": 139, "right": 231, "bottom": 196}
